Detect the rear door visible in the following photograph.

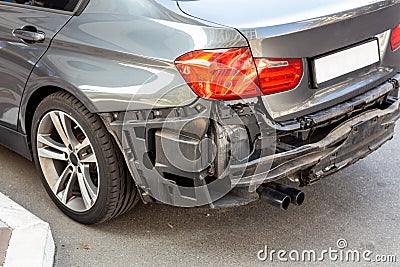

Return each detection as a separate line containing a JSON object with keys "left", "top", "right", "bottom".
{"left": 0, "top": 1, "right": 79, "bottom": 130}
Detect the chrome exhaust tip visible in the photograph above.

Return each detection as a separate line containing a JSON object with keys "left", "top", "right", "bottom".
{"left": 260, "top": 186, "right": 291, "bottom": 210}
{"left": 267, "top": 182, "right": 305, "bottom": 206}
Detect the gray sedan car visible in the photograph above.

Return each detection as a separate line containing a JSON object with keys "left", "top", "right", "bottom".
{"left": 0, "top": 0, "right": 399, "bottom": 224}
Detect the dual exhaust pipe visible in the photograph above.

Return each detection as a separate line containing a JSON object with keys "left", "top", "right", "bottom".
{"left": 259, "top": 182, "right": 305, "bottom": 210}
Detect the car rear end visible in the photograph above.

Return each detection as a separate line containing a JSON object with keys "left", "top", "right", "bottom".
{"left": 229, "top": 0, "right": 400, "bottom": 184}
{"left": 17, "top": 0, "right": 400, "bottom": 224}
{"left": 97, "top": 0, "right": 400, "bottom": 209}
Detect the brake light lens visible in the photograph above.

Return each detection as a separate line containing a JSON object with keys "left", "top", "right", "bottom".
{"left": 175, "top": 48, "right": 260, "bottom": 100}
{"left": 390, "top": 23, "right": 400, "bottom": 51}
{"left": 175, "top": 47, "right": 303, "bottom": 100}
{"left": 255, "top": 58, "right": 303, "bottom": 95}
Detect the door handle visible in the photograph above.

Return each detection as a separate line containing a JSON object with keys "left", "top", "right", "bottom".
{"left": 12, "top": 26, "right": 45, "bottom": 43}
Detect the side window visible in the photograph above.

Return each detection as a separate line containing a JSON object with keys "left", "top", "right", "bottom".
{"left": 0, "top": 0, "right": 80, "bottom": 12}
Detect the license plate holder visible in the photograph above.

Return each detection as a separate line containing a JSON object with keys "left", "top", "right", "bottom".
{"left": 311, "top": 39, "right": 380, "bottom": 87}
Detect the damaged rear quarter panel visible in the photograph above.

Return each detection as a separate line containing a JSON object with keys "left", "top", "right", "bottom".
{"left": 24, "top": 0, "right": 248, "bottom": 117}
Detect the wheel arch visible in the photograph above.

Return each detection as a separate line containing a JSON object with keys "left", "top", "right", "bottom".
{"left": 19, "top": 83, "right": 99, "bottom": 150}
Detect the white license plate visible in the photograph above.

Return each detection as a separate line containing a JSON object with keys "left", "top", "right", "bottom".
{"left": 313, "top": 40, "right": 380, "bottom": 85}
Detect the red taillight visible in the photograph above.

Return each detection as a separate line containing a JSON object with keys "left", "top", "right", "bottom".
{"left": 175, "top": 47, "right": 303, "bottom": 100}
{"left": 255, "top": 58, "right": 303, "bottom": 95}
{"left": 175, "top": 48, "right": 260, "bottom": 100}
{"left": 390, "top": 23, "right": 400, "bottom": 51}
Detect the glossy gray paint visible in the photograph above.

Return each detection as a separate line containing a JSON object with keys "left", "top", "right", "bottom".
{"left": 20, "top": 0, "right": 247, "bottom": 125}
{"left": 0, "top": 4, "right": 71, "bottom": 130}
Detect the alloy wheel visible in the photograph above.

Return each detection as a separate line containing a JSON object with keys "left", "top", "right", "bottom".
{"left": 36, "top": 111, "right": 99, "bottom": 212}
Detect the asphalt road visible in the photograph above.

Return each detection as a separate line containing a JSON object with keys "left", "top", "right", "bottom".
{"left": 0, "top": 125, "right": 399, "bottom": 267}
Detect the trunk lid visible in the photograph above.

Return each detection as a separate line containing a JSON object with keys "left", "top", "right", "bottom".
{"left": 177, "top": 0, "right": 389, "bottom": 29}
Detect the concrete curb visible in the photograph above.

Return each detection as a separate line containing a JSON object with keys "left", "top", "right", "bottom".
{"left": 0, "top": 193, "right": 54, "bottom": 267}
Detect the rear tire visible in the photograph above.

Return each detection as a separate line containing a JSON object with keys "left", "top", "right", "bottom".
{"left": 31, "top": 92, "right": 139, "bottom": 224}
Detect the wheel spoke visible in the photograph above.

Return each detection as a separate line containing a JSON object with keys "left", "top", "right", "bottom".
{"left": 50, "top": 112, "right": 73, "bottom": 148}
{"left": 80, "top": 153, "right": 96, "bottom": 163}
{"left": 77, "top": 137, "right": 90, "bottom": 152}
{"left": 77, "top": 169, "right": 94, "bottom": 209}
{"left": 76, "top": 137, "right": 97, "bottom": 163}
{"left": 38, "top": 147, "right": 68, "bottom": 161}
{"left": 61, "top": 169, "right": 76, "bottom": 205}
{"left": 52, "top": 164, "right": 73, "bottom": 195}
{"left": 59, "top": 113, "right": 80, "bottom": 149}
{"left": 81, "top": 165, "right": 98, "bottom": 200}
{"left": 37, "top": 134, "right": 68, "bottom": 154}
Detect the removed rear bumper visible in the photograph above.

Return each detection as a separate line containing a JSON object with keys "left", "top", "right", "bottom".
{"left": 235, "top": 96, "right": 399, "bottom": 187}
{"left": 104, "top": 73, "right": 400, "bottom": 207}
{"left": 232, "top": 74, "right": 400, "bottom": 187}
